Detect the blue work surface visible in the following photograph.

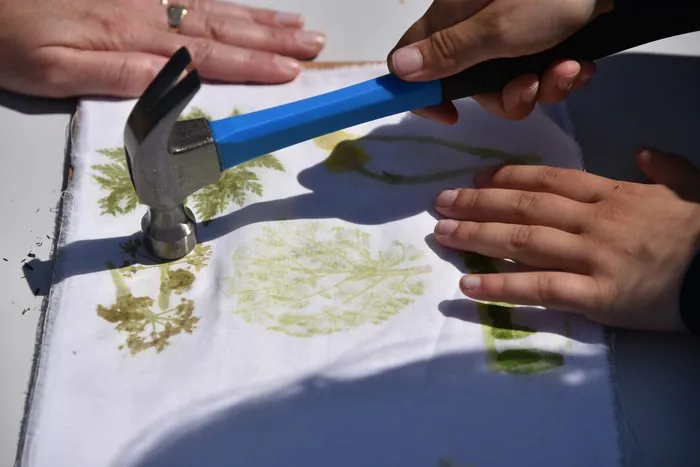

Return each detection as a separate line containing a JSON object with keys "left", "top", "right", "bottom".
{"left": 567, "top": 51, "right": 700, "bottom": 467}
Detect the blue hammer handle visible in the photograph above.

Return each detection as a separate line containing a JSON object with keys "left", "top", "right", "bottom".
{"left": 208, "top": 7, "right": 698, "bottom": 171}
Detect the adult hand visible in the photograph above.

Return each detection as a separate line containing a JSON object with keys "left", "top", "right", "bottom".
{"left": 387, "top": 0, "right": 613, "bottom": 123}
{"left": 0, "top": 0, "right": 325, "bottom": 98}
{"left": 432, "top": 148, "right": 700, "bottom": 332}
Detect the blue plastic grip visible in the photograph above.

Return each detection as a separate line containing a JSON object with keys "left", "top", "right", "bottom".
{"left": 209, "top": 73, "right": 443, "bottom": 170}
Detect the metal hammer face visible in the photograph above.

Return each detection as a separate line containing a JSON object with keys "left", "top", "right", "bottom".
{"left": 124, "top": 47, "right": 222, "bottom": 261}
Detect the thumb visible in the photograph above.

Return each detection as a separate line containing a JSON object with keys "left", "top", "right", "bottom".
{"left": 636, "top": 146, "right": 700, "bottom": 188}
{"left": 389, "top": 12, "right": 502, "bottom": 81}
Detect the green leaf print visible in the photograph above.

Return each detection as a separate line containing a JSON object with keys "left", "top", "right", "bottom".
{"left": 190, "top": 153, "right": 284, "bottom": 224}
{"left": 96, "top": 240, "right": 212, "bottom": 355}
{"left": 92, "top": 148, "right": 138, "bottom": 216}
{"left": 91, "top": 106, "right": 285, "bottom": 222}
{"left": 226, "top": 222, "right": 432, "bottom": 336}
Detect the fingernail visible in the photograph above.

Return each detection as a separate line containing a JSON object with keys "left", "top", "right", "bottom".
{"left": 636, "top": 146, "right": 662, "bottom": 161}
{"left": 461, "top": 275, "right": 481, "bottom": 291}
{"left": 557, "top": 75, "right": 575, "bottom": 92}
{"left": 474, "top": 167, "right": 496, "bottom": 185}
{"left": 436, "top": 189, "right": 458, "bottom": 207}
{"left": 296, "top": 30, "right": 325, "bottom": 48}
{"left": 274, "top": 55, "right": 301, "bottom": 76}
{"left": 392, "top": 47, "right": 423, "bottom": 75}
{"left": 577, "top": 70, "right": 593, "bottom": 84}
{"left": 521, "top": 81, "right": 539, "bottom": 104}
{"left": 276, "top": 11, "right": 304, "bottom": 27}
{"left": 434, "top": 219, "right": 458, "bottom": 236}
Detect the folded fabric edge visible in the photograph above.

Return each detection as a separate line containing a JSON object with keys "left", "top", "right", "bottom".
{"left": 14, "top": 109, "right": 81, "bottom": 467}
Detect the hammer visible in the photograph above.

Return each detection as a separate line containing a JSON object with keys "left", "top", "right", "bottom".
{"left": 123, "top": 8, "right": 698, "bottom": 261}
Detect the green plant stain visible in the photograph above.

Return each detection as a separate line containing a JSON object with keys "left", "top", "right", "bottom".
{"left": 158, "top": 267, "right": 196, "bottom": 309}
{"left": 314, "top": 130, "right": 541, "bottom": 184}
{"left": 462, "top": 251, "right": 497, "bottom": 274}
{"left": 96, "top": 240, "right": 211, "bottom": 355}
{"left": 478, "top": 304, "right": 534, "bottom": 340}
{"left": 226, "top": 221, "right": 431, "bottom": 336}
{"left": 465, "top": 252, "right": 564, "bottom": 374}
{"left": 478, "top": 304, "right": 563, "bottom": 374}
{"left": 91, "top": 106, "right": 284, "bottom": 223}
{"left": 495, "top": 349, "right": 565, "bottom": 374}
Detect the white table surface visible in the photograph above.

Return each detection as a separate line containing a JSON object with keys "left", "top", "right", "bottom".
{"left": 1, "top": 1, "right": 698, "bottom": 465}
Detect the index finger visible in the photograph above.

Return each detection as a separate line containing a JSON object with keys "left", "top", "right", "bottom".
{"left": 476, "top": 165, "right": 625, "bottom": 203}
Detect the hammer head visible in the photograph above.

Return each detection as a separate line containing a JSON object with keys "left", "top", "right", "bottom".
{"left": 124, "top": 47, "right": 222, "bottom": 261}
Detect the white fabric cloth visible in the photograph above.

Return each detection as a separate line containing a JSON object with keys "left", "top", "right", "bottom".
{"left": 18, "top": 64, "right": 622, "bottom": 467}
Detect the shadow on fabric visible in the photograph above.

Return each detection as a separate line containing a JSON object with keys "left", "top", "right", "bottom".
{"left": 35, "top": 98, "right": 513, "bottom": 282}
{"left": 110, "top": 348, "right": 616, "bottom": 467}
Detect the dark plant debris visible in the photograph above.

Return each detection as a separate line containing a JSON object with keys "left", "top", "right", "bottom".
{"left": 21, "top": 308, "right": 30, "bottom": 315}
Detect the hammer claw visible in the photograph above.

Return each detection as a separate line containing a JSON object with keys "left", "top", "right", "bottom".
{"left": 127, "top": 47, "right": 201, "bottom": 142}
{"left": 137, "top": 46, "right": 193, "bottom": 110}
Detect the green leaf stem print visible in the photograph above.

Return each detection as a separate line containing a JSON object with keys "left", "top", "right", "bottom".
{"left": 91, "top": 107, "right": 284, "bottom": 223}
{"left": 226, "top": 222, "right": 432, "bottom": 336}
{"left": 314, "top": 130, "right": 541, "bottom": 184}
{"left": 463, "top": 252, "right": 565, "bottom": 374}
{"left": 96, "top": 239, "right": 212, "bottom": 355}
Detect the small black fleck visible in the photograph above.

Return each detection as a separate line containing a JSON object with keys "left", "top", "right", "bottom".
{"left": 20, "top": 258, "right": 25, "bottom": 263}
{"left": 36, "top": 208, "right": 40, "bottom": 213}
{"left": 72, "top": 351, "right": 77, "bottom": 355}
{"left": 21, "top": 308, "right": 29, "bottom": 315}
{"left": 36, "top": 242, "right": 43, "bottom": 247}
{"left": 46, "top": 235, "right": 51, "bottom": 240}
{"left": 3, "top": 258, "right": 7, "bottom": 262}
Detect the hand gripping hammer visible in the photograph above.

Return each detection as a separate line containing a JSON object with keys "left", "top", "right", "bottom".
{"left": 123, "top": 7, "right": 699, "bottom": 261}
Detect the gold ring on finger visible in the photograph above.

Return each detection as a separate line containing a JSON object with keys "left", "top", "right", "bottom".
{"left": 162, "top": 0, "right": 188, "bottom": 34}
